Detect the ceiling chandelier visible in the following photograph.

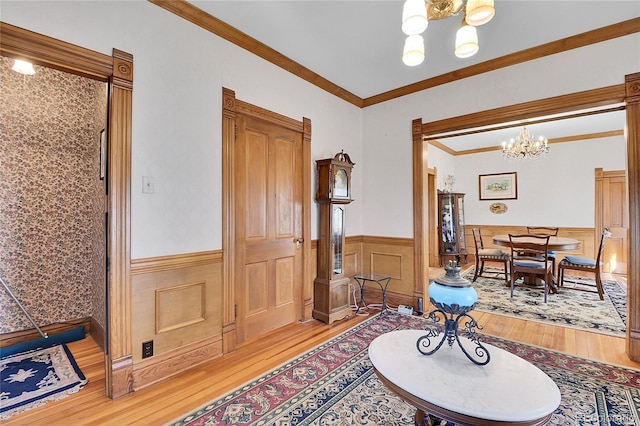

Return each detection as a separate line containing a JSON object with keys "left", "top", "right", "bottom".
{"left": 501, "top": 127, "right": 550, "bottom": 159}
{"left": 401, "top": 0, "right": 495, "bottom": 66}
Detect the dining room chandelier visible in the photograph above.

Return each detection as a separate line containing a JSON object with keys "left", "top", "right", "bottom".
{"left": 501, "top": 127, "right": 550, "bottom": 159}
{"left": 401, "top": 0, "right": 495, "bottom": 66}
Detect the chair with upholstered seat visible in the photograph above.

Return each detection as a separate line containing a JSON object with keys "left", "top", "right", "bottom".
{"left": 471, "top": 228, "right": 510, "bottom": 285}
{"left": 508, "top": 234, "right": 553, "bottom": 303}
{"left": 557, "top": 228, "right": 611, "bottom": 300}
{"left": 527, "top": 226, "right": 559, "bottom": 272}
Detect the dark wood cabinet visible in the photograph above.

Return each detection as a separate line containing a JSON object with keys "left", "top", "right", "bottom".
{"left": 438, "top": 191, "right": 467, "bottom": 265}
{"left": 313, "top": 151, "right": 354, "bottom": 324}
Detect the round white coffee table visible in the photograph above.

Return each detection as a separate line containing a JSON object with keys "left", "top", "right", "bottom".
{"left": 368, "top": 330, "right": 560, "bottom": 425}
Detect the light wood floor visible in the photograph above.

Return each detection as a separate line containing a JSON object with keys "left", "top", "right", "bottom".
{"left": 5, "top": 271, "right": 638, "bottom": 426}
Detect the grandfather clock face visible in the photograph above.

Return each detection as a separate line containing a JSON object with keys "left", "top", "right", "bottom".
{"left": 333, "top": 168, "right": 348, "bottom": 198}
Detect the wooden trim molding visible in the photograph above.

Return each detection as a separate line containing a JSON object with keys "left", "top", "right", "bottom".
{"left": 146, "top": 3, "right": 639, "bottom": 109}
{"left": 302, "top": 117, "right": 313, "bottom": 321}
{"left": 0, "top": 22, "right": 112, "bottom": 81}
{"left": 132, "top": 335, "right": 223, "bottom": 391}
{"left": 361, "top": 235, "right": 413, "bottom": 246}
{"left": 364, "top": 18, "right": 640, "bottom": 107}
{"left": 0, "top": 317, "right": 92, "bottom": 348}
{"left": 412, "top": 118, "right": 429, "bottom": 305}
{"left": 236, "top": 99, "right": 305, "bottom": 132}
{"left": 423, "top": 85, "right": 627, "bottom": 136}
{"left": 222, "top": 88, "right": 237, "bottom": 353}
{"left": 148, "top": 0, "right": 362, "bottom": 107}
{"left": 0, "top": 22, "right": 134, "bottom": 399}
{"left": 132, "top": 250, "right": 222, "bottom": 275}
{"left": 106, "top": 49, "right": 134, "bottom": 399}
{"left": 416, "top": 77, "right": 640, "bottom": 362}
{"left": 625, "top": 72, "right": 640, "bottom": 360}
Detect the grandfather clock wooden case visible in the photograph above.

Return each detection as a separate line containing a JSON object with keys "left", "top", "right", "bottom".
{"left": 313, "top": 151, "right": 354, "bottom": 324}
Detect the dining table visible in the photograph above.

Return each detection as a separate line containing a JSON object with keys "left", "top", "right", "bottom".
{"left": 492, "top": 234, "right": 581, "bottom": 252}
{"left": 492, "top": 234, "right": 581, "bottom": 293}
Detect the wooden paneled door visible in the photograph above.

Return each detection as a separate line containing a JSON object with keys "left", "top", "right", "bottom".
{"left": 234, "top": 114, "right": 304, "bottom": 344}
{"left": 595, "top": 168, "right": 628, "bottom": 274}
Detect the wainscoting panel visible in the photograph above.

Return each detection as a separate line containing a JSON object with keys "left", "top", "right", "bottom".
{"left": 370, "top": 252, "right": 403, "bottom": 279}
{"left": 360, "top": 236, "right": 414, "bottom": 302}
{"left": 155, "top": 281, "right": 206, "bottom": 333}
{"left": 131, "top": 250, "right": 223, "bottom": 384}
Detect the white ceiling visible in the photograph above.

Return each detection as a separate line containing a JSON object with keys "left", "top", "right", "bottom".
{"left": 188, "top": 0, "right": 638, "bottom": 149}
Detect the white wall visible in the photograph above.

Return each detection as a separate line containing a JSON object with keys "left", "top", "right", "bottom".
{"left": 1, "top": 1, "right": 363, "bottom": 258}
{"left": 362, "top": 34, "right": 639, "bottom": 237}
{"left": 455, "top": 135, "right": 626, "bottom": 227}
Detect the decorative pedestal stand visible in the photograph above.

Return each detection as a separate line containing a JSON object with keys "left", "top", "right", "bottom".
{"left": 417, "top": 260, "right": 490, "bottom": 365}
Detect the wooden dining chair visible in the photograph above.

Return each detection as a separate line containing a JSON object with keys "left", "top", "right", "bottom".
{"left": 508, "top": 234, "right": 553, "bottom": 303}
{"left": 527, "top": 226, "right": 559, "bottom": 272}
{"left": 471, "top": 228, "right": 510, "bottom": 285}
{"left": 557, "top": 228, "right": 611, "bottom": 300}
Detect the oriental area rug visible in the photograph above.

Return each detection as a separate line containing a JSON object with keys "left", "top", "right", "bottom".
{"left": 169, "top": 312, "right": 640, "bottom": 426}
{"left": 0, "top": 343, "right": 87, "bottom": 420}
{"left": 464, "top": 268, "right": 627, "bottom": 337}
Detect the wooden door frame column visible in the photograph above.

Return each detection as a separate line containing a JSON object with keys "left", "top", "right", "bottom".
{"left": 625, "top": 72, "right": 640, "bottom": 359}
{"left": 0, "top": 22, "right": 134, "bottom": 397}
{"left": 221, "top": 88, "right": 312, "bottom": 353}
{"left": 412, "top": 118, "right": 429, "bottom": 307}
{"left": 413, "top": 78, "right": 640, "bottom": 360}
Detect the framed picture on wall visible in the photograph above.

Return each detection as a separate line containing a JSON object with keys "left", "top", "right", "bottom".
{"left": 479, "top": 172, "right": 517, "bottom": 200}
{"left": 100, "top": 129, "right": 106, "bottom": 180}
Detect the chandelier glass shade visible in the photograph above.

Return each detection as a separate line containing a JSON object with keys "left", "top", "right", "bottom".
{"left": 455, "top": 24, "right": 479, "bottom": 58}
{"left": 501, "top": 127, "right": 550, "bottom": 159}
{"left": 403, "top": 35, "right": 426, "bottom": 66}
{"left": 465, "top": 0, "right": 496, "bottom": 26}
{"left": 400, "top": 0, "right": 494, "bottom": 66}
{"left": 402, "top": 0, "right": 429, "bottom": 35}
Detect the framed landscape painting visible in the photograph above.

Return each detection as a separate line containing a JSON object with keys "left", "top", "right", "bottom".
{"left": 479, "top": 172, "right": 517, "bottom": 200}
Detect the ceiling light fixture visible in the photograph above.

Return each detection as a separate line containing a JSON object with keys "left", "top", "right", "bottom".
{"left": 403, "top": 35, "right": 426, "bottom": 66}
{"left": 11, "top": 59, "right": 36, "bottom": 75}
{"left": 501, "top": 127, "right": 549, "bottom": 159}
{"left": 401, "top": 0, "right": 494, "bottom": 66}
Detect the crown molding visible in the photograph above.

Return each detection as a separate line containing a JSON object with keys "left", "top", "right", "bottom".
{"left": 146, "top": 3, "right": 640, "bottom": 109}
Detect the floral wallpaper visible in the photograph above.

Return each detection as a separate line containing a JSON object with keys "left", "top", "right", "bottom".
{"left": 0, "top": 56, "right": 107, "bottom": 334}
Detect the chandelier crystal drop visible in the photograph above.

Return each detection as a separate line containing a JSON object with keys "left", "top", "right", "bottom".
{"left": 400, "top": 0, "right": 495, "bottom": 65}
{"left": 501, "top": 127, "right": 549, "bottom": 159}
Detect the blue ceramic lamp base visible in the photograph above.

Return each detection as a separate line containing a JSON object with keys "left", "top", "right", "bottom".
{"left": 416, "top": 261, "right": 491, "bottom": 365}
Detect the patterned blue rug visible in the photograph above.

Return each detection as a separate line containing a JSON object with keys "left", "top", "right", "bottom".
{"left": 0, "top": 344, "right": 87, "bottom": 420}
{"left": 465, "top": 268, "right": 627, "bottom": 336}
{"left": 168, "top": 312, "right": 640, "bottom": 425}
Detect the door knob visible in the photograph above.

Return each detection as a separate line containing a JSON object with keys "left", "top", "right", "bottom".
{"left": 294, "top": 237, "right": 304, "bottom": 249}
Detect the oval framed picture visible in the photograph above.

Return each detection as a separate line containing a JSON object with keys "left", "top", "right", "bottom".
{"left": 490, "top": 202, "right": 508, "bottom": 214}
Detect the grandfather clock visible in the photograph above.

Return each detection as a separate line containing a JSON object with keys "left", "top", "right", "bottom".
{"left": 313, "top": 151, "right": 354, "bottom": 324}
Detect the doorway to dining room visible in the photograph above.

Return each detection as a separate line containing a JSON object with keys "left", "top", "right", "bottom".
{"left": 596, "top": 168, "right": 628, "bottom": 275}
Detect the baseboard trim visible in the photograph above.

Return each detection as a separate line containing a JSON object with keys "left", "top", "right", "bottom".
{"left": 90, "top": 317, "right": 106, "bottom": 353}
{"left": 0, "top": 317, "right": 91, "bottom": 348}
{"left": 132, "top": 334, "right": 223, "bottom": 391}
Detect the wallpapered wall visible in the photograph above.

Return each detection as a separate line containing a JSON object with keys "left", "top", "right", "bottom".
{"left": 0, "top": 56, "right": 107, "bottom": 334}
